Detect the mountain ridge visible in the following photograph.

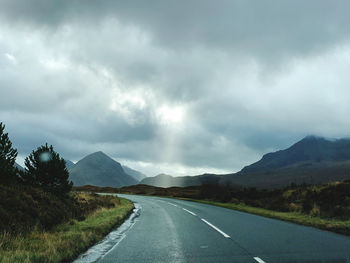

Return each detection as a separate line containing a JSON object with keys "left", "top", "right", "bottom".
{"left": 122, "top": 165, "right": 147, "bottom": 182}
{"left": 141, "top": 136, "right": 350, "bottom": 189}
{"left": 239, "top": 136, "right": 350, "bottom": 175}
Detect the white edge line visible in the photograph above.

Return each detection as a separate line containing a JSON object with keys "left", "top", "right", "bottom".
{"left": 182, "top": 208, "right": 196, "bottom": 216}
{"left": 201, "top": 218, "right": 230, "bottom": 238}
{"left": 253, "top": 257, "right": 266, "bottom": 263}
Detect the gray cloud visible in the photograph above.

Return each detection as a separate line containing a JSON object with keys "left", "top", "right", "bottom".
{"left": 2, "top": 1, "right": 350, "bottom": 59}
{"left": 1, "top": 0, "right": 350, "bottom": 176}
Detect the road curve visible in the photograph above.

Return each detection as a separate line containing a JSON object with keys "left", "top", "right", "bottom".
{"left": 97, "top": 194, "right": 350, "bottom": 263}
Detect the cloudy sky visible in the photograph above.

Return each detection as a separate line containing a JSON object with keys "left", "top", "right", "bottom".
{"left": 1, "top": 1, "right": 350, "bottom": 176}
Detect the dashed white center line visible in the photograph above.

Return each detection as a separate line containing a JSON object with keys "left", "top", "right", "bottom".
{"left": 167, "top": 202, "right": 178, "bottom": 207}
{"left": 161, "top": 199, "right": 264, "bottom": 262}
{"left": 253, "top": 257, "right": 266, "bottom": 263}
{"left": 182, "top": 208, "right": 196, "bottom": 216}
{"left": 200, "top": 219, "right": 230, "bottom": 238}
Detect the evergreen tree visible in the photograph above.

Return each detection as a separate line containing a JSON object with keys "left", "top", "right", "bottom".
{"left": 23, "top": 143, "right": 72, "bottom": 195}
{"left": 0, "top": 122, "right": 18, "bottom": 185}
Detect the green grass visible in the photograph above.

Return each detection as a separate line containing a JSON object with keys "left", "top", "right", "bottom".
{"left": 0, "top": 197, "right": 134, "bottom": 263}
{"left": 177, "top": 197, "right": 350, "bottom": 236}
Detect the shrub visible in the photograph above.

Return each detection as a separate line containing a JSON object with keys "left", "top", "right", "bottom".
{"left": 0, "top": 185, "right": 120, "bottom": 233}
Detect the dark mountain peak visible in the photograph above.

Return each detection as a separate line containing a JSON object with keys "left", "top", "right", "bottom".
{"left": 88, "top": 151, "right": 109, "bottom": 158}
{"left": 303, "top": 135, "right": 325, "bottom": 140}
{"left": 240, "top": 135, "right": 350, "bottom": 175}
{"left": 297, "top": 135, "right": 328, "bottom": 145}
{"left": 282, "top": 135, "right": 330, "bottom": 154}
{"left": 79, "top": 151, "right": 121, "bottom": 165}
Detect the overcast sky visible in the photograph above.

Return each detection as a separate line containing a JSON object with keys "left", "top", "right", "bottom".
{"left": 1, "top": 0, "right": 350, "bottom": 176}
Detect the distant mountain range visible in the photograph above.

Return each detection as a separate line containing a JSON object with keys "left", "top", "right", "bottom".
{"left": 13, "top": 152, "right": 147, "bottom": 188}
{"left": 140, "top": 173, "right": 221, "bottom": 188}
{"left": 229, "top": 136, "right": 350, "bottom": 188}
{"left": 240, "top": 136, "right": 350, "bottom": 174}
{"left": 122, "top": 165, "right": 147, "bottom": 181}
{"left": 141, "top": 136, "right": 350, "bottom": 189}
{"left": 68, "top": 151, "right": 138, "bottom": 187}
{"left": 14, "top": 135, "right": 350, "bottom": 189}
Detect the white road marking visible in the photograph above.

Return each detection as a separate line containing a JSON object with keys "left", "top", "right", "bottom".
{"left": 253, "top": 257, "right": 266, "bottom": 263}
{"left": 200, "top": 219, "right": 230, "bottom": 238}
{"left": 182, "top": 208, "right": 196, "bottom": 216}
{"left": 167, "top": 202, "right": 178, "bottom": 207}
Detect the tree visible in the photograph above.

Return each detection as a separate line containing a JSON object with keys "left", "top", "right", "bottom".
{"left": 23, "top": 143, "right": 72, "bottom": 195}
{"left": 0, "top": 122, "right": 18, "bottom": 185}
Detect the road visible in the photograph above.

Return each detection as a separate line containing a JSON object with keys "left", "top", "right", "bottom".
{"left": 97, "top": 194, "right": 350, "bottom": 263}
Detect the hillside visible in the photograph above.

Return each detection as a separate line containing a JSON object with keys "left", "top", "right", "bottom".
{"left": 240, "top": 136, "right": 350, "bottom": 174}
{"left": 223, "top": 136, "right": 350, "bottom": 188}
{"left": 68, "top": 151, "right": 137, "bottom": 187}
{"left": 122, "top": 165, "right": 147, "bottom": 182}
{"left": 140, "top": 136, "right": 350, "bottom": 189}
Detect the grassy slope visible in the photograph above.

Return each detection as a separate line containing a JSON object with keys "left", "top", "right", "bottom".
{"left": 0, "top": 197, "right": 134, "bottom": 263}
{"left": 178, "top": 197, "right": 350, "bottom": 236}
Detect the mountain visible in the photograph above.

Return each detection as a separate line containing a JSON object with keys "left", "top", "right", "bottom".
{"left": 140, "top": 174, "right": 179, "bottom": 187}
{"left": 122, "top": 165, "right": 147, "bottom": 182}
{"left": 139, "top": 173, "right": 222, "bottom": 188}
{"left": 224, "top": 136, "right": 350, "bottom": 188}
{"left": 65, "top": 160, "right": 75, "bottom": 169}
{"left": 240, "top": 136, "right": 350, "bottom": 174}
{"left": 68, "top": 151, "right": 137, "bottom": 187}
{"left": 140, "top": 136, "right": 350, "bottom": 189}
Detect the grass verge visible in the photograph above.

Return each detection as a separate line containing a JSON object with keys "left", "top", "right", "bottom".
{"left": 177, "top": 197, "right": 350, "bottom": 236}
{"left": 0, "top": 197, "right": 134, "bottom": 263}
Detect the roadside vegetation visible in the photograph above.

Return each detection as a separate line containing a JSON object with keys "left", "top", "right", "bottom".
{"left": 191, "top": 181, "right": 350, "bottom": 236}
{"left": 197, "top": 181, "right": 350, "bottom": 220}
{"left": 179, "top": 197, "right": 350, "bottom": 236}
{"left": 76, "top": 181, "right": 350, "bottom": 236}
{"left": 0, "top": 196, "right": 133, "bottom": 263}
{"left": 0, "top": 122, "right": 134, "bottom": 262}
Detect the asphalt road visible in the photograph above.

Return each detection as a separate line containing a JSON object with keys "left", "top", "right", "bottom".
{"left": 98, "top": 194, "right": 350, "bottom": 263}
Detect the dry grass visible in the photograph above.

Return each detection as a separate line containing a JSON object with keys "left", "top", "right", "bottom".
{"left": 0, "top": 197, "right": 134, "bottom": 263}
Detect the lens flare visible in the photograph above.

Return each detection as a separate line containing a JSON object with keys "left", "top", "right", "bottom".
{"left": 39, "top": 152, "right": 52, "bottom": 162}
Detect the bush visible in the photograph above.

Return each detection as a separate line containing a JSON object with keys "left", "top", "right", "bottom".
{"left": 196, "top": 181, "right": 350, "bottom": 220}
{"left": 0, "top": 185, "right": 120, "bottom": 234}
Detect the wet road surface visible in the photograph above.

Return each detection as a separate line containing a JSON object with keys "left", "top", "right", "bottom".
{"left": 75, "top": 194, "right": 350, "bottom": 263}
